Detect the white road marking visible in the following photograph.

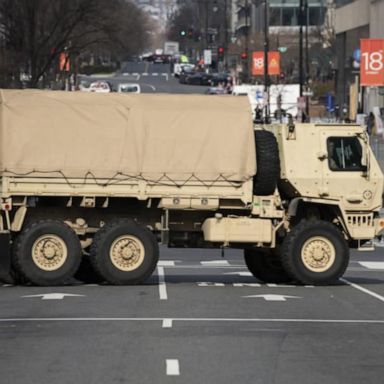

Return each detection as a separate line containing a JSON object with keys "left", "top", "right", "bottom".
{"left": 162, "top": 73, "right": 169, "bottom": 81}
{"left": 198, "top": 282, "right": 313, "bottom": 288}
{"left": 166, "top": 359, "right": 180, "bottom": 376}
{"left": 152, "top": 72, "right": 158, "bottom": 76}
{"left": 341, "top": 278, "right": 384, "bottom": 302}
{"left": 158, "top": 260, "right": 176, "bottom": 267}
{"left": 123, "top": 72, "right": 129, "bottom": 76}
{"left": 266, "top": 284, "right": 314, "bottom": 288}
{"left": 157, "top": 266, "right": 168, "bottom": 300}
{"left": 197, "top": 282, "right": 226, "bottom": 287}
{"left": 142, "top": 73, "right": 148, "bottom": 76}
{"left": 22, "top": 293, "right": 84, "bottom": 300}
{"left": 243, "top": 294, "right": 302, "bottom": 301}
{"left": 223, "top": 271, "right": 252, "bottom": 276}
{"left": 162, "top": 319, "right": 173, "bottom": 328}
{"left": 358, "top": 262, "right": 384, "bottom": 270}
{"left": 141, "top": 83, "right": 156, "bottom": 92}
{"left": 1, "top": 317, "right": 384, "bottom": 324}
{"left": 201, "top": 260, "right": 229, "bottom": 266}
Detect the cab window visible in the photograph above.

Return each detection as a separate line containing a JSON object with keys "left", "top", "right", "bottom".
{"left": 327, "top": 137, "right": 366, "bottom": 172}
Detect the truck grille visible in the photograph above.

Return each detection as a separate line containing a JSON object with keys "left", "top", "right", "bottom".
{"left": 347, "top": 213, "right": 374, "bottom": 227}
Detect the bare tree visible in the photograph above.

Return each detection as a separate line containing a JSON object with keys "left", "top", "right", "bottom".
{"left": 0, "top": 0, "right": 152, "bottom": 88}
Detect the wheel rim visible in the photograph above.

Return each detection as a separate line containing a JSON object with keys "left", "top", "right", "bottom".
{"left": 109, "top": 235, "right": 145, "bottom": 271}
{"left": 32, "top": 234, "right": 68, "bottom": 271}
{"left": 301, "top": 236, "right": 336, "bottom": 273}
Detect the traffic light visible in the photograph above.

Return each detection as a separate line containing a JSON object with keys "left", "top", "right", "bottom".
{"left": 180, "top": 30, "right": 186, "bottom": 37}
{"left": 187, "top": 29, "right": 194, "bottom": 39}
{"left": 241, "top": 52, "right": 248, "bottom": 60}
{"left": 218, "top": 47, "right": 225, "bottom": 60}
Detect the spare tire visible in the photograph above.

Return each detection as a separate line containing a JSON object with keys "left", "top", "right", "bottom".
{"left": 253, "top": 130, "right": 280, "bottom": 195}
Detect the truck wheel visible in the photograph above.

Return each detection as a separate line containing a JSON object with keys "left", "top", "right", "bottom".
{"left": 74, "top": 255, "right": 104, "bottom": 284}
{"left": 89, "top": 219, "right": 159, "bottom": 285}
{"left": 280, "top": 220, "right": 349, "bottom": 285}
{"left": 12, "top": 220, "right": 82, "bottom": 286}
{"left": 0, "top": 266, "right": 28, "bottom": 285}
{"left": 253, "top": 130, "right": 280, "bottom": 195}
{"left": 244, "top": 248, "right": 292, "bottom": 283}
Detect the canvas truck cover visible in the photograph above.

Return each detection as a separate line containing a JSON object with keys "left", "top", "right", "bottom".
{"left": 0, "top": 90, "right": 256, "bottom": 183}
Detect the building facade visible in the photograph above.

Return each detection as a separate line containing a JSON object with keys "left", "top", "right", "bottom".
{"left": 335, "top": 0, "right": 384, "bottom": 114}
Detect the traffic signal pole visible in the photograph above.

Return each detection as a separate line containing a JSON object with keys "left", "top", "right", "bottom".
{"left": 299, "top": 0, "right": 304, "bottom": 108}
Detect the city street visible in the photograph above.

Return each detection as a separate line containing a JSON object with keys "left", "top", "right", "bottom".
{"left": 0, "top": 1, "right": 383, "bottom": 383}
{"left": 1, "top": 247, "right": 384, "bottom": 384}
{"left": 79, "top": 62, "right": 208, "bottom": 94}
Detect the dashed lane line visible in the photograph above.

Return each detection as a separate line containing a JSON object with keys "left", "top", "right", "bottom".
{"left": 162, "top": 319, "right": 173, "bottom": 328}
{"left": 158, "top": 260, "right": 176, "bottom": 267}
{"left": 358, "top": 262, "right": 384, "bottom": 270}
{"left": 341, "top": 278, "right": 384, "bottom": 303}
{"left": 166, "top": 359, "right": 180, "bottom": 376}
{"left": 158, "top": 266, "right": 168, "bottom": 300}
{"left": 201, "top": 260, "right": 230, "bottom": 266}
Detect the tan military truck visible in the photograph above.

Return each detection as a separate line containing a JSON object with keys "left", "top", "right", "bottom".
{"left": 0, "top": 90, "right": 383, "bottom": 286}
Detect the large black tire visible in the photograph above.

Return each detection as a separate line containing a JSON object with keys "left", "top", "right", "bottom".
{"left": 253, "top": 130, "right": 280, "bottom": 195}
{"left": 244, "top": 248, "right": 292, "bottom": 284}
{"left": 12, "top": 220, "right": 82, "bottom": 286}
{"left": 74, "top": 255, "right": 104, "bottom": 284}
{"left": 280, "top": 220, "right": 349, "bottom": 285}
{"left": 89, "top": 219, "right": 159, "bottom": 285}
{"left": 0, "top": 266, "right": 28, "bottom": 285}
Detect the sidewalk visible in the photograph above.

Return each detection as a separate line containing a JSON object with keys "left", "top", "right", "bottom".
{"left": 370, "top": 135, "right": 384, "bottom": 171}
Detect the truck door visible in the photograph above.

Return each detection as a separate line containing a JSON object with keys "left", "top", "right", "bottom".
{"left": 320, "top": 130, "right": 374, "bottom": 210}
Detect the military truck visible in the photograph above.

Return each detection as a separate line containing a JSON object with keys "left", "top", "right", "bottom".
{"left": 0, "top": 90, "right": 382, "bottom": 286}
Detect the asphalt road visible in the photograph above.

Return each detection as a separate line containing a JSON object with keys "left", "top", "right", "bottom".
{"left": 79, "top": 61, "right": 208, "bottom": 94}
{"left": 2, "top": 246, "right": 384, "bottom": 384}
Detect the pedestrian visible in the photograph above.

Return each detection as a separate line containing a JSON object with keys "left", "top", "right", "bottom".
{"left": 367, "top": 112, "right": 375, "bottom": 135}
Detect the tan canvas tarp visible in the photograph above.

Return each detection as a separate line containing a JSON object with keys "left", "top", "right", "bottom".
{"left": 0, "top": 90, "right": 256, "bottom": 182}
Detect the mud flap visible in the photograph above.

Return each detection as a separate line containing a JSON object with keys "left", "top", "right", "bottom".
{"left": 0, "top": 232, "right": 11, "bottom": 280}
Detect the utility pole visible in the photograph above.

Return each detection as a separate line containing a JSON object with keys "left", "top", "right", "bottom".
{"left": 224, "top": 0, "right": 228, "bottom": 70}
{"left": 305, "top": 0, "right": 309, "bottom": 118}
{"left": 244, "top": 0, "right": 249, "bottom": 82}
{"left": 299, "top": 0, "right": 304, "bottom": 98}
{"left": 263, "top": 0, "right": 270, "bottom": 123}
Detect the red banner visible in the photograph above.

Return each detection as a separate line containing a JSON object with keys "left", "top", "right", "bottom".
{"left": 252, "top": 51, "right": 280, "bottom": 76}
{"left": 360, "top": 39, "right": 384, "bottom": 86}
{"left": 59, "top": 52, "right": 70, "bottom": 72}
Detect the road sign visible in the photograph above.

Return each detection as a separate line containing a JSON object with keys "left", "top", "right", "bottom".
{"left": 360, "top": 39, "right": 384, "bottom": 86}
{"left": 204, "top": 50, "right": 212, "bottom": 66}
{"left": 22, "top": 293, "right": 85, "bottom": 300}
{"left": 243, "top": 294, "right": 302, "bottom": 301}
{"left": 252, "top": 51, "right": 281, "bottom": 76}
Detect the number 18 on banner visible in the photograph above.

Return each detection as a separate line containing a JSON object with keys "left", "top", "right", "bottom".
{"left": 360, "top": 39, "right": 384, "bottom": 86}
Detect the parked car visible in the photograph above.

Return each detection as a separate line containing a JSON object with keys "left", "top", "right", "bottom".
{"left": 179, "top": 67, "right": 195, "bottom": 84}
{"left": 152, "top": 54, "right": 171, "bottom": 64}
{"left": 85, "top": 81, "right": 111, "bottom": 93}
{"left": 204, "top": 87, "right": 226, "bottom": 95}
{"left": 117, "top": 83, "right": 141, "bottom": 93}
{"left": 209, "top": 73, "right": 232, "bottom": 86}
{"left": 174, "top": 63, "right": 194, "bottom": 77}
{"left": 185, "top": 72, "right": 212, "bottom": 85}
